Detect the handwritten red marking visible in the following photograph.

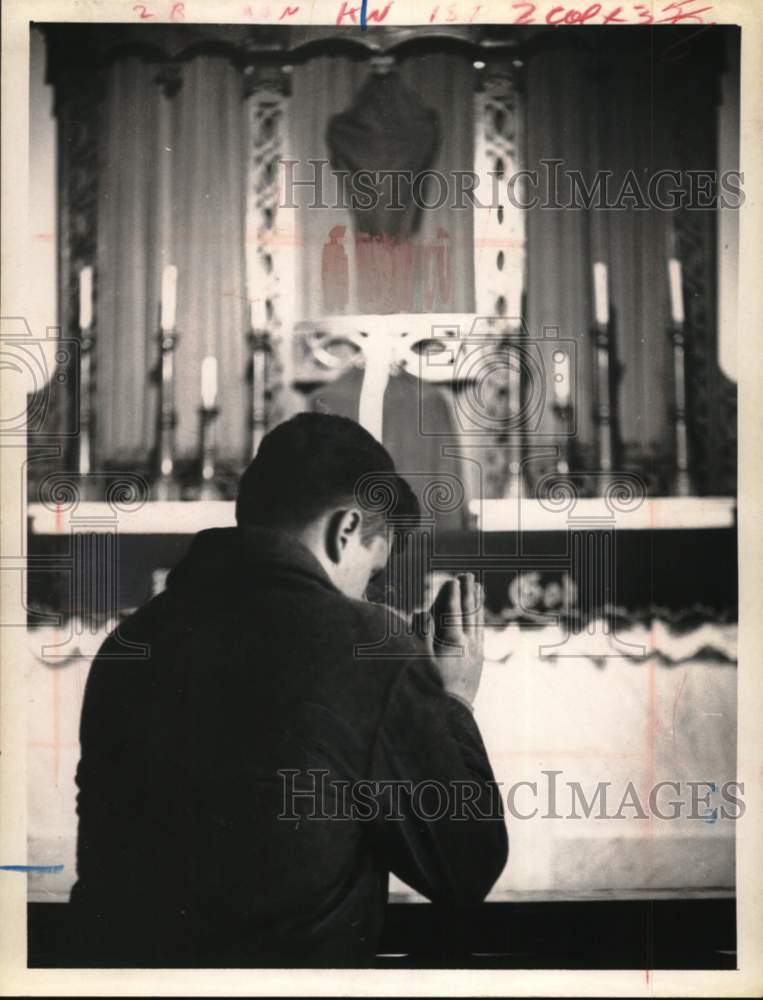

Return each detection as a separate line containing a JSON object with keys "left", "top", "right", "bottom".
{"left": 547, "top": 3, "right": 603, "bottom": 24}
{"left": 365, "top": 2, "right": 393, "bottom": 22}
{"left": 336, "top": 0, "right": 392, "bottom": 23}
{"left": 507, "top": 0, "right": 713, "bottom": 26}
{"left": 169, "top": 2, "right": 185, "bottom": 20}
{"left": 133, "top": 3, "right": 154, "bottom": 19}
{"left": 512, "top": 0, "right": 536, "bottom": 23}
{"left": 658, "top": 0, "right": 714, "bottom": 23}
{"left": 279, "top": 4, "right": 299, "bottom": 17}
{"left": 603, "top": 4, "right": 627, "bottom": 22}
{"left": 336, "top": 1, "right": 359, "bottom": 23}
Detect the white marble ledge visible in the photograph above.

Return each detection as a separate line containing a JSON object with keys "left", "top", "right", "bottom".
{"left": 472, "top": 496, "right": 736, "bottom": 532}
{"left": 27, "top": 496, "right": 736, "bottom": 535}
{"left": 28, "top": 501, "right": 237, "bottom": 535}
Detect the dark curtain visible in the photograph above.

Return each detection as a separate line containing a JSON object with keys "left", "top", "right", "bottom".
{"left": 523, "top": 30, "right": 734, "bottom": 495}
{"left": 96, "top": 55, "right": 248, "bottom": 465}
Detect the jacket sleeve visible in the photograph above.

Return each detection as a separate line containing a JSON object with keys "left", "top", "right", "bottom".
{"left": 367, "top": 656, "right": 508, "bottom": 905}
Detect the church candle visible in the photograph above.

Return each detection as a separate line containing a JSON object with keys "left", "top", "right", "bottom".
{"left": 593, "top": 262, "right": 609, "bottom": 327}
{"left": 78, "top": 266, "right": 93, "bottom": 331}
{"left": 668, "top": 258, "right": 685, "bottom": 325}
{"left": 160, "top": 265, "right": 178, "bottom": 332}
{"left": 201, "top": 355, "right": 218, "bottom": 410}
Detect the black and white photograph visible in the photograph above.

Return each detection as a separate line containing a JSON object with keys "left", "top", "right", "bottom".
{"left": 1, "top": 0, "right": 762, "bottom": 994}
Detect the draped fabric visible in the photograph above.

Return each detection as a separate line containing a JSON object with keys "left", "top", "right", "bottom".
{"left": 290, "top": 53, "right": 475, "bottom": 319}
{"left": 591, "top": 43, "right": 678, "bottom": 474}
{"left": 523, "top": 37, "right": 695, "bottom": 485}
{"left": 524, "top": 45, "right": 596, "bottom": 453}
{"left": 327, "top": 71, "right": 440, "bottom": 240}
{"left": 97, "top": 56, "right": 248, "bottom": 464}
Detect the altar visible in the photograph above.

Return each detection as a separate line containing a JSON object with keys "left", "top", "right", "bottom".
{"left": 21, "top": 18, "right": 740, "bottom": 969}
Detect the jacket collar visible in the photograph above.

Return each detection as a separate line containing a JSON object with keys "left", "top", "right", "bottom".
{"left": 166, "top": 525, "right": 337, "bottom": 597}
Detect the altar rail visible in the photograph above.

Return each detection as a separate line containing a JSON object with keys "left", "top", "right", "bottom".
{"left": 27, "top": 496, "right": 736, "bottom": 535}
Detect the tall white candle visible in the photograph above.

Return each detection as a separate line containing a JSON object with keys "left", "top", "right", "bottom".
{"left": 79, "top": 266, "right": 93, "bottom": 330}
{"left": 160, "top": 265, "right": 178, "bottom": 332}
{"left": 552, "top": 349, "right": 570, "bottom": 404}
{"left": 593, "top": 261, "right": 609, "bottom": 326}
{"left": 201, "top": 355, "right": 218, "bottom": 410}
{"left": 668, "top": 257, "right": 685, "bottom": 325}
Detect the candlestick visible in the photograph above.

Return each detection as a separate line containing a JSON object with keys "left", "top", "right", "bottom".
{"left": 595, "top": 325, "right": 612, "bottom": 474}
{"left": 201, "top": 355, "right": 218, "bottom": 410}
{"left": 78, "top": 334, "right": 94, "bottom": 477}
{"left": 79, "top": 266, "right": 93, "bottom": 331}
{"left": 669, "top": 320, "right": 691, "bottom": 496}
{"left": 668, "top": 257, "right": 685, "bottom": 325}
{"left": 249, "top": 330, "right": 271, "bottom": 457}
{"left": 75, "top": 266, "right": 95, "bottom": 486}
{"left": 553, "top": 403, "right": 574, "bottom": 478}
{"left": 199, "top": 404, "right": 222, "bottom": 500}
{"left": 552, "top": 347, "right": 572, "bottom": 477}
{"left": 503, "top": 333, "right": 528, "bottom": 500}
{"left": 152, "top": 328, "right": 179, "bottom": 501}
{"left": 199, "top": 353, "right": 221, "bottom": 499}
{"left": 160, "top": 265, "right": 178, "bottom": 332}
{"left": 593, "top": 262, "right": 609, "bottom": 327}
{"left": 552, "top": 349, "right": 570, "bottom": 405}
{"left": 250, "top": 294, "right": 267, "bottom": 333}
{"left": 590, "top": 305, "right": 620, "bottom": 494}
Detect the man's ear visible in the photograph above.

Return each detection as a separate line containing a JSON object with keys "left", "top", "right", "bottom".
{"left": 326, "top": 508, "right": 361, "bottom": 564}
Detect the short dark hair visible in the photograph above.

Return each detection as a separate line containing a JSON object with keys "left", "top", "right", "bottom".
{"left": 235, "top": 412, "right": 419, "bottom": 542}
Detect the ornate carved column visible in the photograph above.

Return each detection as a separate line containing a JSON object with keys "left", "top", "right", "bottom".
{"left": 473, "top": 56, "right": 525, "bottom": 322}
{"left": 665, "top": 35, "right": 737, "bottom": 497}
{"left": 54, "top": 63, "right": 104, "bottom": 477}
{"left": 243, "top": 61, "right": 293, "bottom": 456}
{"left": 473, "top": 57, "right": 528, "bottom": 499}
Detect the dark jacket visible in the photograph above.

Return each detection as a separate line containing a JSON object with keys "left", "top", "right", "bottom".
{"left": 70, "top": 527, "right": 507, "bottom": 967}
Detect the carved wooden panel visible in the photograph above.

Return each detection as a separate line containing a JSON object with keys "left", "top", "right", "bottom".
{"left": 243, "top": 63, "right": 293, "bottom": 455}
{"left": 37, "top": 66, "right": 104, "bottom": 494}
{"left": 472, "top": 59, "right": 527, "bottom": 498}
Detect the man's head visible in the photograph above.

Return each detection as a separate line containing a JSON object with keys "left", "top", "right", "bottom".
{"left": 236, "top": 412, "right": 418, "bottom": 600}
